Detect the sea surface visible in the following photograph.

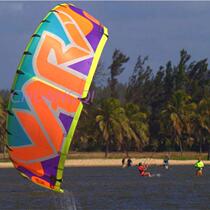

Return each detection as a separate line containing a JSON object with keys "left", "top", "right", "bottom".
{"left": 0, "top": 165, "right": 210, "bottom": 210}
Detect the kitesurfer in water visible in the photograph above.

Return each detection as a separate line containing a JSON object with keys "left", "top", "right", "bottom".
{"left": 163, "top": 155, "right": 169, "bottom": 169}
{"left": 138, "top": 162, "right": 151, "bottom": 177}
{"left": 194, "top": 157, "right": 204, "bottom": 176}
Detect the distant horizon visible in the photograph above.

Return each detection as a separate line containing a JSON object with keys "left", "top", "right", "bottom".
{"left": 1, "top": 1, "right": 210, "bottom": 89}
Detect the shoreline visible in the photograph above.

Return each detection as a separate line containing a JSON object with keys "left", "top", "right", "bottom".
{"left": 1, "top": 158, "right": 210, "bottom": 168}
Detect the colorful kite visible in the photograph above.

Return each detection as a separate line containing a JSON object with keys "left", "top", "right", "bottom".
{"left": 6, "top": 3, "right": 108, "bottom": 192}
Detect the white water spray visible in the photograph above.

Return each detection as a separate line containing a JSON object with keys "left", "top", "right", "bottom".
{"left": 53, "top": 190, "right": 81, "bottom": 210}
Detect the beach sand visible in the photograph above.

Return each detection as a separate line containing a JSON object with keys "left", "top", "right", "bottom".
{"left": 1, "top": 158, "right": 210, "bottom": 168}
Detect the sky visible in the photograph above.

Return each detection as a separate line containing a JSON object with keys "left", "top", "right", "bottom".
{"left": 1, "top": 1, "right": 210, "bottom": 89}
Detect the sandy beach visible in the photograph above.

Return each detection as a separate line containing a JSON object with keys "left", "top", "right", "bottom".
{"left": 1, "top": 158, "right": 210, "bottom": 168}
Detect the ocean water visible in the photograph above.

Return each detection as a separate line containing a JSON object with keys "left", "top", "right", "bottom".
{"left": 0, "top": 165, "right": 210, "bottom": 210}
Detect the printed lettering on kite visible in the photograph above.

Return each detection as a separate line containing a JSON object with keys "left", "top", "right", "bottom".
{"left": 6, "top": 3, "right": 108, "bottom": 193}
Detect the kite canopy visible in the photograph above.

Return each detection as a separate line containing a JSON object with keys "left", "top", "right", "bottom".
{"left": 6, "top": 3, "right": 108, "bottom": 192}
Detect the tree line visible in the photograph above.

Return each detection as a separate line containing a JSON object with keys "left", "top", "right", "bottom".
{"left": 0, "top": 49, "right": 210, "bottom": 158}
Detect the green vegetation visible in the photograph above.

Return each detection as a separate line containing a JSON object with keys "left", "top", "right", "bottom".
{"left": 0, "top": 90, "right": 8, "bottom": 158}
{"left": 0, "top": 151, "right": 208, "bottom": 161}
{"left": 0, "top": 49, "right": 210, "bottom": 159}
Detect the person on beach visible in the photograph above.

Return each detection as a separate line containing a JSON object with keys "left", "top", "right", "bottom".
{"left": 122, "top": 157, "right": 126, "bottom": 168}
{"left": 127, "top": 157, "right": 132, "bottom": 167}
{"left": 194, "top": 158, "right": 204, "bottom": 176}
{"left": 163, "top": 155, "right": 169, "bottom": 169}
{"left": 138, "top": 162, "right": 151, "bottom": 177}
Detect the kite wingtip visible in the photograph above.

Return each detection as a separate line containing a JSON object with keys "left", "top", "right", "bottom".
{"left": 53, "top": 186, "right": 64, "bottom": 193}
{"left": 55, "top": 188, "right": 64, "bottom": 193}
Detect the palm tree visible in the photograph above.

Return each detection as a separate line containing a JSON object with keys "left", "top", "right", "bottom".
{"left": 0, "top": 95, "right": 7, "bottom": 158}
{"left": 193, "top": 98, "right": 210, "bottom": 154}
{"left": 96, "top": 98, "right": 139, "bottom": 157}
{"left": 124, "top": 103, "right": 149, "bottom": 151}
{"left": 162, "top": 90, "right": 196, "bottom": 155}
